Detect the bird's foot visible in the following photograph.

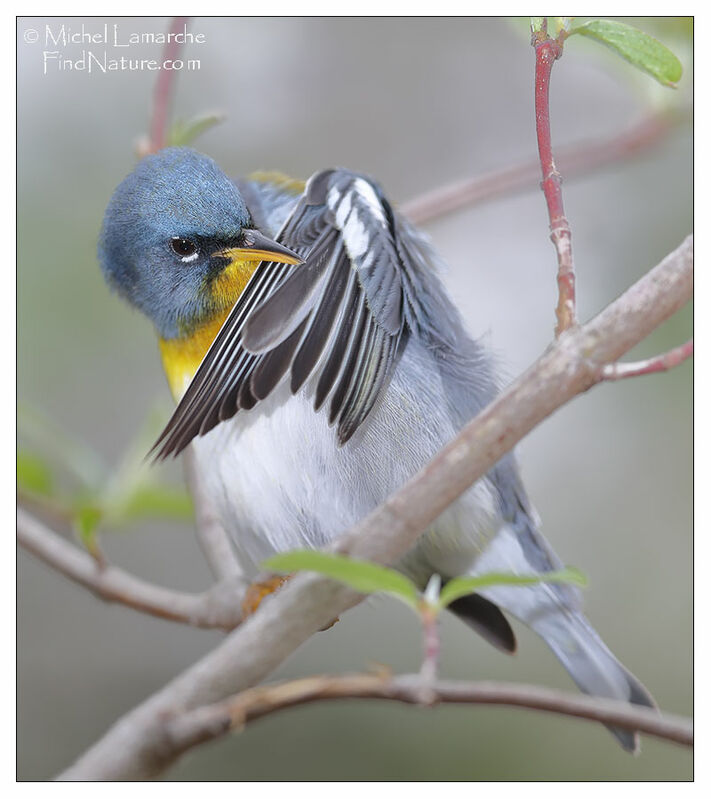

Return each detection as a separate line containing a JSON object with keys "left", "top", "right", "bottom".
{"left": 241, "top": 574, "right": 291, "bottom": 619}
{"left": 240, "top": 572, "right": 339, "bottom": 631}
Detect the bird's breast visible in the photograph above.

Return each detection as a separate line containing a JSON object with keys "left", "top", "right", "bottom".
{"left": 158, "top": 310, "right": 230, "bottom": 400}
{"left": 186, "top": 339, "right": 503, "bottom": 580}
{"left": 158, "top": 257, "right": 263, "bottom": 399}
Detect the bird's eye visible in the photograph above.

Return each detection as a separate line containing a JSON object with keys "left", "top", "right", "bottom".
{"left": 170, "top": 237, "right": 199, "bottom": 262}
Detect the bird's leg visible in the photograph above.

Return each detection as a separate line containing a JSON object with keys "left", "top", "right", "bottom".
{"left": 240, "top": 572, "right": 339, "bottom": 630}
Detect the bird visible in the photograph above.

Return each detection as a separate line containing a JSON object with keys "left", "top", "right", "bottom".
{"left": 99, "top": 146, "right": 655, "bottom": 751}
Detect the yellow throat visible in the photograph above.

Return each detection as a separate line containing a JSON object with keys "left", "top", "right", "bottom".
{"left": 158, "top": 257, "right": 259, "bottom": 401}
{"left": 158, "top": 173, "right": 306, "bottom": 402}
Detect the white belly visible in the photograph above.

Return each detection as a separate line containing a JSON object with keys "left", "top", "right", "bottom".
{"left": 191, "top": 340, "right": 502, "bottom": 583}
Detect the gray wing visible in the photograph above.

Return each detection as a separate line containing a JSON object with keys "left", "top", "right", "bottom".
{"left": 152, "top": 168, "right": 427, "bottom": 459}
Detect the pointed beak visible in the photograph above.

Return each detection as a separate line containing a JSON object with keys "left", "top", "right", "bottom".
{"left": 215, "top": 230, "right": 303, "bottom": 265}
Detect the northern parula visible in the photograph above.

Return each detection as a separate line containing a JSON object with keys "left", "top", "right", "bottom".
{"left": 99, "top": 147, "right": 654, "bottom": 750}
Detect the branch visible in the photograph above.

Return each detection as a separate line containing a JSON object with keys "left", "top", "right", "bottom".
{"left": 17, "top": 507, "right": 245, "bottom": 631}
{"left": 183, "top": 447, "right": 244, "bottom": 581}
{"left": 533, "top": 29, "right": 576, "bottom": 336}
{"left": 602, "top": 339, "right": 693, "bottom": 380}
{"left": 164, "top": 674, "right": 693, "bottom": 755}
{"left": 57, "top": 235, "right": 692, "bottom": 781}
{"left": 147, "top": 17, "right": 190, "bottom": 153}
{"left": 400, "top": 112, "right": 674, "bottom": 226}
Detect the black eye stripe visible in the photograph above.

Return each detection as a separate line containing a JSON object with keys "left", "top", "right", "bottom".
{"left": 171, "top": 237, "right": 198, "bottom": 258}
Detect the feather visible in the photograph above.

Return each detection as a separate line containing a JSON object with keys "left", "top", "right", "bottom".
{"left": 250, "top": 319, "right": 308, "bottom": 400}
{"left": 328, "top": 291, "right": 369, "bottom": 425}
{"left": 291, "top": 243, "right": 350, "bottom": 394}
{"left": 313, "top": 270, "right": 360, "bottom": 411}
{"left": 448, "top": 593, "right": 517, "bottom": 654}
{"left": 152, "top": 168, "right": 425, "bottom": 457}
{"left": 242, "top": 230, "right": 337, "bottom": 354}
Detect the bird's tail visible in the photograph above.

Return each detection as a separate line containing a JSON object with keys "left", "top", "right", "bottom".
{"left": 527, "top": 606, "right": 656, "bottom": 752}
{"left": 459, "top": 522, "right": 656, "bottom": 751}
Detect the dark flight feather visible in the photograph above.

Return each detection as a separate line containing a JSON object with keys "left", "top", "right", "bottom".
{"left": 152, "top": 168, "right": 429, "bottom": 459}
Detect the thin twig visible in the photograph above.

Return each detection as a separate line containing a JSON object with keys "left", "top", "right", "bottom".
{"left": 533, "top": 29, "right": 576, "bottom": 336}
{"left": 418, "top": 609, "right": 440, "bottom": 704}
{"left": 147, "top": 17, "right": 190, "bottom": 153}
{"left": 57, "top": 236, "right": 692, "bottom": 781}
{"left": 400, "top": 112, "right": 674, "bottom": 226}
{"left": 602, "top": 339, "right": 693, "bottom": 380}
{"left": 183, "top": 447, "right": 244, "bottom": 581}
{"left": 417, "top": 577, "right": 441, "bottom": 700}
{"left": 17, "top": 506, "right": 245, "bottom": 630}
{"left": 163, "top": 673, "right": 693, "bottom": 755}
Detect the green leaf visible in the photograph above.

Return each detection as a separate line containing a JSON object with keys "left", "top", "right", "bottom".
{"left": 551, "top": 17, "right": 572, "bottom": 36}
{"left": 438, "top": 567, "right": 587, "bottom": 610}
{"left": 73, "top": 504, "right": 103, "bottom": 556}
{"left": 569, "top": 19, "right": 682, "bottom": 86}
{"left": 17, "top": 451, "right": 53, "bottom": 496}
{"left": 168, "top": 113, "right": 225, "bottom": 147}
{"left": 530, "top": 17, "right": 546, "bottom": 35}
{"left": 97, "top": 400, "right": 191, "bottom": 530}
{"left": 263, "top": 550, "right": 420, "bottom": 607}
{"left": 119, "top": 484, "right": 193, "bottom": 521}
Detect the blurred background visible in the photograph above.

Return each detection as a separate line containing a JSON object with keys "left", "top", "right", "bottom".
{"left": 17, "top": 17, "right": 692, "bottom": 781}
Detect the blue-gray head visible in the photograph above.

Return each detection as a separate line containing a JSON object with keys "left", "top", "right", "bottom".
{"left": 98, "top": 147, "right": 300, "bottom": 339}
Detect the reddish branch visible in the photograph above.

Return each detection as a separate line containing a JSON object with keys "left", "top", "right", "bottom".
{"left": 147, "top": 16, "right": 190, "bottom": 153}
{"left": 401, "top": 112, "right": 674, "bottom": 226}
{"left": 418, "top": 606, "right": 440, "bottom": 701}
{"left": 602, "top": 339, "right": 693, "bottom": 380}
{"left": 163, "top": 673, "right": 693, "bottom": 755}
{"left": 533, "top": 29, "right": 576, "bottom": 337}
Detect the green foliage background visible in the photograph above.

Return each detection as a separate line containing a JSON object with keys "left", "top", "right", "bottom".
{"left": 17, "top": 17, "right": 691, "bottom": 780}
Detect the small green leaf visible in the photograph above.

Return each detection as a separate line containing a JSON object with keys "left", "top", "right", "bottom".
{"left": 422, "top": 574, "right": 442, "bottom": 608}
{"left": 168, "top": 113, "right": 225, "bottom": 147}
{"left": 17, "top": 451, "right": 53, "bottom": 496}
{"left": 119, "top": 484, "right": 193, "bottom": 521}
{"left": 438, "top": 567, "right": 587, "bottom": 610}
{"left": 263, "top": 550, "right": 420, "bottom": 607}
{"left": 74, "top": 504, "right": 103, "bottom": 556}
{"left": 552, "top": 17, "right": 572, "bottom": 36}
{"left": 530, "top": 17, "right": 546, "bottom": 35}
{"left": 96, "top": 400, "right": 191, "bottom": 530}
{"left": 569, "top": 19, "right": 682, "bottom": 86}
